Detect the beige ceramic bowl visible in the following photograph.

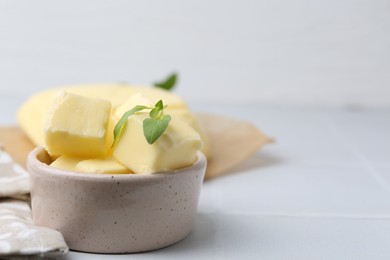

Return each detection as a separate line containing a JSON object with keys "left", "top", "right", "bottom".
{"left": 27, "top": 147, "right": 206, "bottom": 253}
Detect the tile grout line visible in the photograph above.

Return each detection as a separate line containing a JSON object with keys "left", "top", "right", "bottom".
{"left": 217, "top": 211, "right": 390, "bottom": 220}
{"left": 318, "top": 115, "right": 390, "bottom": 194}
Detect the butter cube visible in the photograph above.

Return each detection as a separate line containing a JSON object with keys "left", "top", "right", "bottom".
{"left": 112, "top": 114, "right": 202, "bottom": 174}
{"left": 17, "top": 89, "right": 60, "bottom": 146}
{"left": 115, "top": 93, "right": 210, "bottom": 158}
{"left": 128, "top": 86, "right": 188, "bottom": 109}
{"left": 165, "top": 108, "right": 211, "bottom": 158}
{"left": 44, "top": 91, "right": 112, "bottom": 158}
{"left": 76, "top": 157, "right": 131, "bottom": 174}
{"left": 50, "top": 155, "right": 83, "bottom": 172}
{"left": 51, "top": 155, "right": 130, "bottom": 174}
{"left": 114, "top": 93, "right": 154, "bottom": 121}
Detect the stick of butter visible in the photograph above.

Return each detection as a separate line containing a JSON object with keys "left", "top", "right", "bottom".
{"left": 44, "top": 91, "right": 112, "bottom": 158}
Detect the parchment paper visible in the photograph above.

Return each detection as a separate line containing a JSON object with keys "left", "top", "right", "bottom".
{"left": 0, "top": 113, "right": 272, "bottom": 180}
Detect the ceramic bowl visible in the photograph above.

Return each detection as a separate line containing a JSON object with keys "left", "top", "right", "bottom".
{"left": 27, "top": 147, "right": 206, "bottom": 253}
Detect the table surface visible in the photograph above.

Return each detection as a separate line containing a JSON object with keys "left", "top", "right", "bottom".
{"left": 2, "top": 100, "right": 390, "bottom": 259}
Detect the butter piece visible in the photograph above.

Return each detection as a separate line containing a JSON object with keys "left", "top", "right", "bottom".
{"left": 50, "top": 155, "right": 83, "bottom": 172}
{"left": 17, "top": 84, "right": 187, "bottom": 146}
{"left": 105, "top": 114, "right": 116, "bottom": 154}
{"left": 44, "top": 91, "right": 112, "bottom": 158}
{"left": 18, "top": 89, "right": 59, "bottom": 146}
{"left": 51, "top": 155, "right": 130, "bottom": 174}
{"left": 115, "top": 93, "right": 210, "bottom": 158}
{"left": 127, "top": 86, "right": 187, "bottom": 109}
{"left": 76, "top": 157, "right": 131, "bottom": 174}
{"left": 113, "top": 113, "right": 202, "bottom": 174}
{"left": 165, "top": 108, "right": 211, "bottom": 158}
{"left": 114, "top": 93, "right": 154, "bottom": 120}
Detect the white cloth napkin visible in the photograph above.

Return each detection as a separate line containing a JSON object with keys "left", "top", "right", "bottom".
{"left": 0, "top": 149, "right": 68, "bottom": 258}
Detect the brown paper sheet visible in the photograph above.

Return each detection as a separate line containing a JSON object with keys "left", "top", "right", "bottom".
{"left": 197, "top": 113, "right": 272, "bottom": 179}
{"left": 0, "top": 114, "right": 272, "bottom": 180}
{"left": 0, "top": 127, "right": 34, "bottom": 169}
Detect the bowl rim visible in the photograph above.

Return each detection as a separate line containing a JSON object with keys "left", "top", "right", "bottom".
{"left": 27, "top": 146, "right": 207, "bottom": 182}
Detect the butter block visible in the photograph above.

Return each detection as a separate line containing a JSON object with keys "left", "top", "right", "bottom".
{"left": 112, "top": 113, "right": 203, "bottom": 174}
{"left": 44, "top": 91, "right": 112, "bottom": 158}
{"left": 50, "top": 155, "right": 83, "bottom": 172}
{"left": 115, "top": 93, "right": 210, "bottom": 158}
{"left": 127, "top": 86, "right": 187, "bottom": 109}
{"left": 17, "top": 89, "right": 60, "bottom": 146}
{"left": 114, "top": 93, "right": 154, "bottom": 121}
{"left": 51, "top": 155, "right": 130, "bottom": 174}
{"left": 76, "top": 157, "right": 131, "bottom": 174}
{"left": 165, "top": 108, "right": 211, "bottom": 158}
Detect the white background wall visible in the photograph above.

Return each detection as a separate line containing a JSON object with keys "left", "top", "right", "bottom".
{"left": 0, "top": 0, "right": 389, "bottom": 108}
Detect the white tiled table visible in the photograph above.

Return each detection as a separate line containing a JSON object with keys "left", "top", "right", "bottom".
{"left": 2, "top": 98, "right": 390, "bottom": 259}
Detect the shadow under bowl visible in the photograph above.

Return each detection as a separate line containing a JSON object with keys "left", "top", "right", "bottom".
{"left": 27, "top": 147, "right": 207, "bottom": 253}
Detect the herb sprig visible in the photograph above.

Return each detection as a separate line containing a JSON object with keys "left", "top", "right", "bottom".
{"left": 154, "top": 73, "right": 177, "bottom": 91}
{"left": 112, "top": 100, "right": 171, "bottom": 147}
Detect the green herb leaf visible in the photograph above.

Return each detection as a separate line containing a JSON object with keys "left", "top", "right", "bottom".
{"left": 154, "top": 73, "right": 177, "bottom": 91}
{"left": 112, "top": 105, "right": 150, "bottom": 147}
{"left": 149, "top": 107, "right": 160, "bottom": 118}
{"left": 149, "top": 100, "right": 164, "bottom": 118}
{"left": 143, "top": 114, "right": 171, "bottom": 144}
{"left": 113, "top": 100, "right": 171, "bottom": 146}
{"left": 155, "top": 100, "right": 163, "bottom": 110}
